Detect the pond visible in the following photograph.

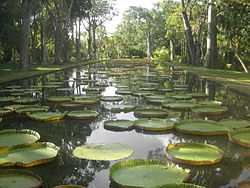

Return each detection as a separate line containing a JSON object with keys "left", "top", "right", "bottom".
{"left": 0, "top": 61, "right": 250, "bottom": 188}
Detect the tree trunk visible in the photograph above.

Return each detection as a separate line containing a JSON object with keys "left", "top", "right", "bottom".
{"left": 170, "top": 39, "right": 174, "bottom": 61}
{"left": 20, "top": 0, "right": 31, "bottom": 68}
{"left": 181, "top": 10, "right": 196, "bottom": 65}
{"left": 92, "top": 21, "right": 97, "bottom": 60}
{"left": 76, "top": 18, "right": 81, "bottom": 61}
{"left": 146, "top": 32, "right": 152, "bottom": 63}
{"left": 205, "top": 0, "right": 217, "bottom": 68}
{"left": 87, "top": 15, "right": 92, "bottom": 60}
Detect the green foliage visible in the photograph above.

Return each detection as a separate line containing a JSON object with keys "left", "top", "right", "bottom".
{"left": 153, "top": 47, "right": 170, "bottom": 62}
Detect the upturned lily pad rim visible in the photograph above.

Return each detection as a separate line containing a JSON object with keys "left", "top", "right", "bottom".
{"left": 134, "top": 118, "right": 175, "bottom": 132}
{"left": 229, "top": 128, "right": 250, "bottom": 148}
{"left": 73, "top": 143, "right": 134, "bottom": 161}
{"left": 100, "top": 96, "right": 123, "bottom": 102}
{"left": 53, "top": 185, "right": 86, "bottom": 188}
{"left": 0, "top": 129, "right": 40, "bottom": 148}
{"left": 0, "top": 142, "right": 59, "bottom": 167}
{"left": 26, "top": 111, "right": 65, "bottom": 122}
{"left": 192, "top": 106, "right": 228, "bottom": 116}
{"left": 66, "top": 110, "right": 99, "bottom": 120}
{"left": 0, "top": 169, "right": 43, "bottom": 188}
{"left": 104, "top": 120, "right": 135, "bottom": 131}
{"left": 166, "top": 143, "right": 224, "bottom": 166}
{"left": 110, "top": 159, "right": 190, "bottom": 188}
{"left": 146, "top": 183, "right": 206, "bottom": 188}
{"left": 175, "top": 120, "right": 228, "bottom": 136}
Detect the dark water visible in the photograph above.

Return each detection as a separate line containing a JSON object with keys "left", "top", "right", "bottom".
{"left": 0, "top": 63, "right": 250, "bottom": 188}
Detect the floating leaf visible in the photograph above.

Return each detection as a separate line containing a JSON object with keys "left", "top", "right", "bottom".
{"left": 134, "top": 119, "right": 175, "bottom": 132}
{"left": 26, "top": 111, "right": 65, "bottom": 122}
{"left": 147, "top": 183, "right": 206, "bottom": 188}
{"left": 229, "top": 128, "right": 250, "bottom": 148}
{"left": 110, "top": 159, "right": 190, "bottom": 188}
{"left": 0, "top": 169, "right": 43, "bottom": 188}
{"left": 47, "top": 96, "right": 72, "bottom": 103}
{"left": 162, "top": 102, "right": 196, "bottom": 111}
{"left": 0, "top": 129, "right": 40, "bottom": 148}
{"left": 219, "top": 119, "right": 250, "bottom": 131}
{"left": 192, "top": 106, "right": 228, "bottom": 117}
{"left": 73, "top": 143, "right": 133, "bottom": 161}
{"left": 166, "top": 143, "right": 224, "bottom": 165}
{"left": 104, "top": 120, "right": 134, "bottom": 131}
{"left": 134, "top": 108, "right": 168, "bottom": 118}
{"left": 0, "top": 142, "right": 59, "bottom": 167}
{"left": 175, "top": 120, "right": 228, "bottom": 136}
{"left": 54, "top": 185, "right": 85, "bottom": 188}
{"left": 15, "top": 106, "right": 49, "bottom": 114}
{"left": 101, "top": 96, "right": 123, "bottom": 102}
{"left": 66, "top": 110, "right": 98, "bottom": 120}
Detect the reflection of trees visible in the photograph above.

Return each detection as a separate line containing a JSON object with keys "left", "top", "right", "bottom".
{"left": 147, "top": 147, "right": 166, "bottom": 161}
{"left": 62, "top": 160, "right": 110, "bottom": 186}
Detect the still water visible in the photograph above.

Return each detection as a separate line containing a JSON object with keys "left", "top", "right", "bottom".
{"left": 0, "top": 62, "right": 250, "bottom": 188}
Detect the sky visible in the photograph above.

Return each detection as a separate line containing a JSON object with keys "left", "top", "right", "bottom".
{"left": 105, "top": 0, "right": 158, "bottom": 33}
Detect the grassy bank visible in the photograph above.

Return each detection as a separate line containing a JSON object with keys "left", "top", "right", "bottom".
{"left": 0, "top": 60, "right": 96, "bottom": 84}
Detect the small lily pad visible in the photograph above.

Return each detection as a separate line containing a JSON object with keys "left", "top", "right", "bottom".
{"left": 101, "top": 96, "right": 123, "bottom": 102}
{"left": 104, "top": 120, "right": 134, "bottom": 131}
{"left": 0, "top": 169, "right": 43, "bottom": 188}
{"left": 175, "top": 120, "right": 228, "bottom": 136}
{"left": 47, "top": 96, "right": 72, "bottom": 103}
{"left": 66, "top": 110, "right": 99, "bottom": 120}
{"left": 134, "top": 119, "right": 175, "bottom": 132}
{"left": 0, "top": 142, "right": 59, "bottom": 167}
{"left": 73, "top": 143, "right": 133, "bottom": 161}
{"left": 219, "top": 120, "right": 250, "bottom": 131}
{"left": 110, "top": 159, "right": 190, "bottom": 188}
{"left": 0, "top": 129, "right": 40, "bottom": 148}
{"left": 166, "top": 143, "right": 224, "bottom": 165}
{"left": 134, "top": 108, "right": 168, "bottom": 118}
{"left": 229, "top": 128, "right": 250, "bottom": 148}
{"left": 27, "top": 111, "right": 65, "bottom": 122}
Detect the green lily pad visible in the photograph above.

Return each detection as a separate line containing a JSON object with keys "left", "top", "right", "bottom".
{"left": 166, "top": 143, "right": 224, "bottom": 165}
{"left": 0, "top": 142, "right": 59, "bottom": 167}
{"left": 5, "top": 85, "right": 22, "bottom": 89}
{"left": 0, "top": 129, "right": 40, "bottom": 148}
{"left": 47, "top": 96, "right": 72, "bottom": 103}
{"left": 26, "top": 111, "right": 65, "bottom": 122}
{"left": 132, "top": 91, "right": 153, "bottom": 97}
{"left": 162, "top": 103, "right": 196, "bottom": 111}
{"left": 4, "top": 104, "right": 36, "bottom": 111}
{"left": 0, "top": 96, "right": 16, "bottom": 103}
{"left": 171, "top": 95, "right": 192, "bottom": 100}
{"left": 104, "top": 120, "right": 134, "bottom": 131}
{"left": 147, "top": 183, "right": 205, "bottom": 188}
{"left": 116, "top": 89, "right": 132, "bottom": 95}
{"left": 73, "top": 143, "right": 133, "bottom": 161}
{"left": 0, "top": 169, "right": 43, "bottom": 188}
{"left": 145, "top": 95, "right": 166, "bottom": 101}
{"left": 229, "top": 128, "right": 250, "bottom": 148}
{"left": 101, "top": 96, "right": 123, "bottom": 102}
{"left": 110, "top": 160, "right": 190, "bottom": 188}
{"left": 219, "top": 120, "right": 250, "bottom": 131}
{"left": 190, "top": 93, "right": 208, "bottom": 99}
{"left": 139, "top": 87, "right": 158, "bottom": 92}
{"left": 134, "top": 108, "right": 168, "bottom": 118}
{"left": 192, "top": 106, "right": 228, "bottom": 117}
{"left": 158, "top": 88, "right": 174, "bottom": 93}
{"left": 73, "top": 96, "right": 99, "bottom": 105}
{"left": 15, "top": 106, "right": 49, "bottom": 114}
{"left": 54, "top": 185, "right": 85, "bottom": 188}
{"left": 0, "top": 108, "right": 12, "bottom": 117}
{"left": 13, "top": 98, "right": 38, "bottom": 104}
{"left": 66, "top": 110, "right": 99, "bottom": 120}
{"left": 134, "top": 119, "right": 175, "bottom": 132}
{"left": 175, "top": 120, "right": 228, "bottom": 136}
{"left": 105, "top": 104, "right": 136, "bottom": 113}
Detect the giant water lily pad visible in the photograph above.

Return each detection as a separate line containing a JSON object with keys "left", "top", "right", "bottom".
{"left": 73, "top": 96, "right": 99, "bottom": 105}
{"left": 110, "top": 160, "right": 190, "bottom": 188}
{"left": 13, "top": 98, "right": 38, "bottom": 104}
{"left": 171, "top": 95, "right": 192, "bottom": 101}
{"left": 0, "top": 142, "right": 59, "bottom": 167}
{"left": 229, "top": 128, "right": 250, "bottom": 148}
{"left": 192, "top": 106, "right": 228, "bottom": 117}
{"left": 47, "top": 96, "right": 72, "bottom": 103}
{"left": 0, "top": 96, "right": 16, "bottom": 103}
{"left": 175, "top": 120, "right": 228, "bottom": 136}
{"left": 0, "top": 129, "right": 40, "bottom": 148}
{"left": 15, "top": 106, "right": 49, "bottom": 114}
{"left": 0, "top": 169, "right": 43, "bottom": 188}
{"left": 134, "top": 108, "right": 168, "bottom": 118}
{"left": 132, "top": 91, "right": 153, "bottom": 97}
{"left": 219, "top": 120, "right": 250, "bottom": 131}
{"left": 54, "top": 185, "right": 85, "bottom": 188}
{"left": 145, "top": 95, "right": 167, "bottom": 104}
{"left": 104, "top": 120, "right": 134, "bottom": 131}
{"left": 166, "top": 143, "right": 224, "bottom": 165}
{"left": 116, "top": 89, "right": 132, "bottom": 95}
{"left": 27, "top": 111, "right": 65, "bottom": 122}
{"left": 134, "top": 119, "right": 175, "bottom": 132}
{"left": 66, "top": 110, "right": 98, "bottom": 120}
{"left": 73, "top": 143, "right": 133, "bottom": 161}
{"left": 107, "top": 104, "right": 135, "bottom": 113}
{"left": 147, "top": 183, "right": 205, "bottom": 188}
{"left": 101, "top": 96, "right": 123, "bottom": 102}
{"left": 162, "top": 103, "right": 196, "bottom": 111}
